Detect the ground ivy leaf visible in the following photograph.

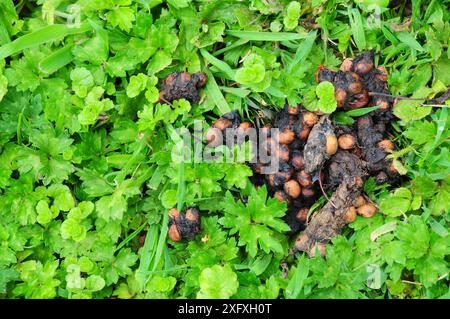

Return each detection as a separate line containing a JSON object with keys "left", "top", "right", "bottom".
{"left": 96, "top": 194, "right": 127, "bottom": 221}
{"left": 316, "top": 81, "right": 337, "bottom": 113}
{"left": 197, "top": 264, "right": 238, "bottom": 299}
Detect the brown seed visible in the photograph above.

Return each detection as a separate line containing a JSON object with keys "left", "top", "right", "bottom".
{"left": 253, "top": 162, "right": 264, "bottom": 174}
{"left": 326, "top": 135, "right": 338, "bottom": 156}
{"left": 297, "top": 170, "right": 312, "bottom": 187}
{"left": 348, "top": 81, "right": 363, "bottom": 94}
{"left": 299, "top": 127, "right": 311, "bottom": 141}
{"left": 340, "top": 58, "right": 353, "bottom": 72}
{"left": 276, "top": 169, "right": 293, "bottom": 184}
{"left": 378, "top": 139, "right": 394, "bottom": 151}
{"left": 350, "top": 72, "right": 361, "bottom": 81}
{"left": 163, "top": 73, "right": 177, "bottom": 85}
{"left": 303, "top": 112, "right": 319, "bottom": 127}
{"left": 179, "top": 72, "right": 192, "bottom": 82}
{"left": 237, "top": 122, "right": 252, "bottom": 138}
{"left": 353, "top": 195, "right": 366, "bottom": 207}
{"left": 213, "top": 118, "right": 232, "bottom": 130}
{"left": 238, "top": 121, "right": 252, "bottom": 131}
{"left": 375, "top": 73, "right": 388, "bottom": 82}
{"left": 357, "top": 203, "right": 377, "bottom": 218}
{"left": 291, "top": 152, "right": 304, "bottom": 170}
{"left": 348, "top": 91, "right": 369, "bottom": 109}
{"left": 377, "top": 66, "right": 387, "bottom": 74}
{"left": 185, "top": 207, "right": 200, "bottom": 222}
{"left": 284, "top": 180, "right": 301, "bottom": 198}
{"left": 268, "top": 170, "right": 293, "bottom": 189}
{"left": 275, "top": 145, "right": 290, "bottom": 162}
{"left": 376, "top": 99, "right": 390, "bottom": 110}
{"left": 302, "top": 186, "right": 315, "bottom": 198}
{"left": 296, "top": 208, "right": 309, "bottom": 223}
{"left": 168, "top": 224, "right": 182, "bottom": 242}
{"left": 277, "top": 129, "right": 296, "bottom": 145}
{"left": 205, "top": 127, "right": 222, "bottom": 147}
{"left": 194, "top": 72, "right": 208, "bottom": 87}
{"left": 354, "top": 61, "right": 373, "bottom": 74}
{"left": 376, "top": 66, "right": 388, "bottom": 81}
{"left": 295, "top": 233, "right": 309, "bottom": 251}
{"left": 335, "top": 88, "right": 347, "bottom": 108}
{"left": 261, "top": 124, "right": 272, "bottom": 137}
{"left": 287, "top": 105, "right": 300, "bottom": 115}
{"left": 338, "top": 134, "right": 356, "bottom": 150}
{"left": 168, "top": 208, "right": 180, "bottom": 221}
{"left": 387, "top": 163, "right": 399, "bottom": 175}
{"left": 344, "top": 206, "right": 357, "bottom": 223}
{"left": 309, "top": 243, "right": 326, "bottom": 257}
{"left": 274, "top": 191, "right": 290, "bottom": 203}
{"left": 263, "top": 137, "right": 274, "bottom": 154}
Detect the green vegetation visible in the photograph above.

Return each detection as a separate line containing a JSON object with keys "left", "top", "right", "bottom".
{"left": 0, "top": 0, "right": 448, "bottom": 299}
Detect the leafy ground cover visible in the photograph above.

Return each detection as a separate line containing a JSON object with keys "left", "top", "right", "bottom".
{"left": 0, "top": 0, "right": 449, "bottom": 299}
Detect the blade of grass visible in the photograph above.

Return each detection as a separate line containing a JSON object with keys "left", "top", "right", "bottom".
{"left": 163, "top": 245, "right": 173, "bottom": 271}
{"left": 115, "top": 131, "right": 149, "bottom": 184}
{"left": 16, "top": 110, "right": 24, "bottom": 145}
{"left": 176, "top": 162, "right": 186, "bottom": 213}
{"left": 38, "top": 44, "right": 74, "bottom": 74}
{"left": 150, "top": 213, "right": 168, "bottom": 273}
{"left": 212, "top": 38, "right": 248, "bottom": 56}
{"left": 381, "top": 25, "right": 399, "bottom": 44}
{"left": 287, "top": 30, "right": 317, "bottom": 72}
{"left": 115, "top": 221, "right": 148, "bottom": 252}
{"left": 145, "top": 265, "right": 189, "bottom": 276}
{"left": 345, "top": 105, "right": 380, "bottom": 117}
{"left": 428, "top": 217, "right": 449, "bottom": 237}
{"left": 0, "top": 16, "right": 10, "bottom": 45}
{"left": 0, "top": 23, "right": 91, "bottom": 59}
{"left": 264, "top": 86, "right": 287, "bottom": 98}
{"left": 370, "top": 221, "right": 397, "bottom": 241}
{"left": 226, "top": 30, "right": 307, "bottom": 41}
{"left": 136, "top": 224, "right": 159, "bottom": 288}
{"left": 204, "top": 69, "right": 232, "bottom": 115}
{"left": 286, "top": 256, "right": 309, "bottom": 299}
{"left": 348, "top": 8, "right": 366, "bottom": 51}
{"left": 200, "top": 48, "right": 235, "bottom": 80}
{"left": 220, "top": 86, "right": 250, "bottom": 98}
{"left": 250, "top": 254, "right": 272, "bottom": 276}
{"left": 334, "top": 111, "right": 355, "bottom": 125}
{"left": 396, "top": 31, "right": 425, "bottom": 52}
